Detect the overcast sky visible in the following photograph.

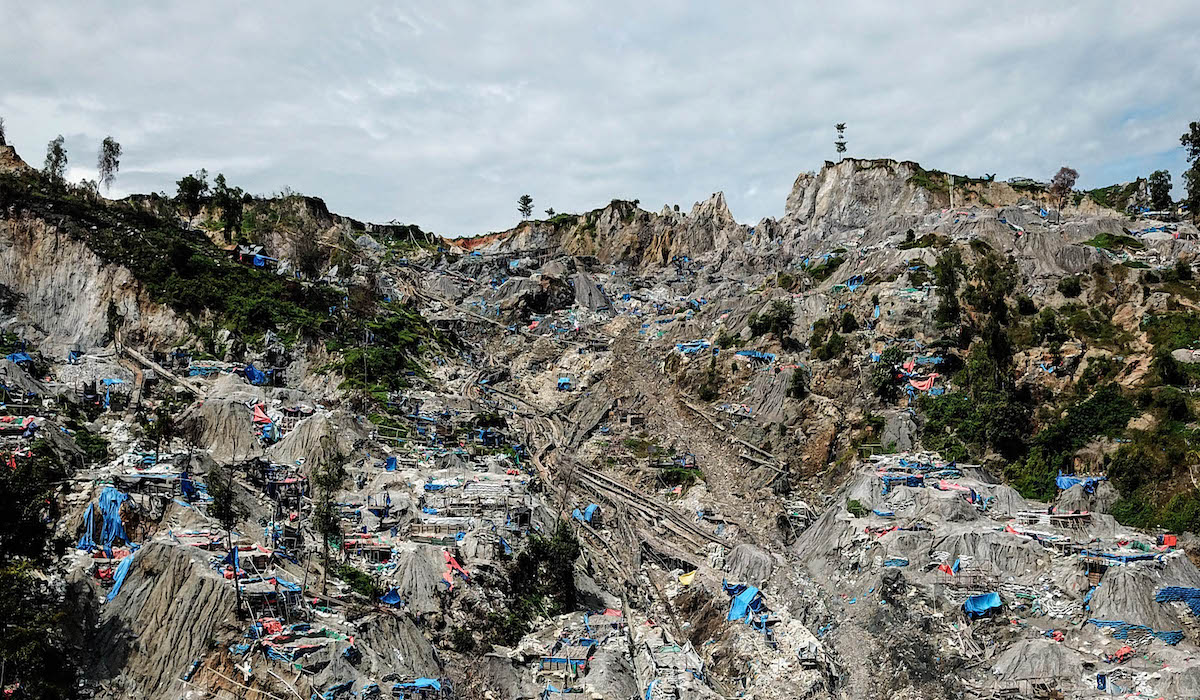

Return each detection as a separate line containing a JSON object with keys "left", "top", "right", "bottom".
{"left": 2, "top": 2, "right": 1198, "bottom": 236}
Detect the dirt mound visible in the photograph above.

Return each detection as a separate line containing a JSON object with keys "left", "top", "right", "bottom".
{"left": 992, "top": 639, "right": 1081, "bottom": 680}
{"left": 724, "top": 543, "right": 774, "bottom": 587}
{"left": 180, "top": 399, "right": 263, "bottom": 464}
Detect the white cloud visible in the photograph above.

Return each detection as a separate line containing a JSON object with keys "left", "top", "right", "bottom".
{"left": 1, "top": 0, "right": 1198, "bottom": 235}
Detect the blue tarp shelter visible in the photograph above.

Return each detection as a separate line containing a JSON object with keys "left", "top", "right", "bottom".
{"left": 6, "top": 352, "right": 32, "bottom": 364}
{"left": 244, "top": 364, "right": 267, "bottom": 386}
{"left": 380, "top": 589, "right": 403, "bottom": 606}
{"left": 572, "top": 504, "right": 599, "bottom": 523}
{"left": 1055, "top": 472, "right": 1106, "bottom": 493}
{"left": 99, "top": 487, "right": 130, "bottom": 546}
{"left": 963, "top": 592, "right": 1002, "bottom": 619}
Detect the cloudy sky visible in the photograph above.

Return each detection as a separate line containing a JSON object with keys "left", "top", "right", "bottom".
{"left": 2, "top": 2, "right": 1198, "bottom": 236}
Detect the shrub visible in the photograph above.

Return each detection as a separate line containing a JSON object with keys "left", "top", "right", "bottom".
{"left": 1057, "top": 276, "right": 1082, "bottom": 298}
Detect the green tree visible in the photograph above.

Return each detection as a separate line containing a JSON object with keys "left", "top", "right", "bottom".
{"left": 933, "top": 248, "right": 962, "bottom": 325}
{"left": 43, "top": 135, "right": 67, "bottom": 183}
{"left": 98, "top": 136, "right": 122, "bottom": 192}
{"left": 211, "top": 173, "right": 246, "bottom": 242}
{"left": 175, "top": 169, "right": 209, "bottom": 217}
{"left": 147, "top": 406, "right": 174, "bottom": 465}
{"left": 1182, "top": 121, "right": 1200, "bottom": 222}
{"left": 0, "top": 116, "right": 6, "bottom": 146}
{"left": 835, "top": 123, "right": 847, "bottom": 154}
{"left": 0, "top": 445, "right": 77, "bottom": 698}
{"left": 1148, "top": 169, "right": 1172, "bottom": 211}
{"left": 518, "top": 194, "right": 533, "bottom": 219}
{"left": 311, "top": 449, "right": 347, "bottom": 595}
{"left": 206, "top": 461, "right": 246, "bottom": 615}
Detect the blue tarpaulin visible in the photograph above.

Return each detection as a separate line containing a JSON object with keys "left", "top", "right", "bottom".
{"left": 77, "top": 503, "right": 96, "bottom": 550}
{"left": 728, "top": 585, "right": 762, "bottom": 622}
{"left": 963, "top": 592, "right": 1002, "bottom": 618}
{"left": 385, "top": 456, "right": 397, "bottom": 472}
{"left": 6, "top": 352, "right": 32, "bottom": 364}
{"left": 244, "top": 364, "right": 267, "bottom": 386}
{"left": 107, "top": 551, "right": 136, "bottom": 602}
{"left": 380, "top": 588, "right": 403, "bottom": 606}
{"left": 1055, "top": 472, "right": 1106, "bottom": 493}
{"left": 572, "top": 504, "right": 599, "bottom": 523}
{"left": 99, "top": 487, "right": 130, "bottom": 545}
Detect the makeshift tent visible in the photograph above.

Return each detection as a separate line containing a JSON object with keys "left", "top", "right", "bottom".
{"left": 244, "top": 364, "right": 267, "bottom": 386}
{"left": 380, "top": 589, "right": 403, "bottom": 606}
{"left": 572, "top": 504, "right": 599, "bottom": 523}
{"left": 99, "top": 487, "right": 130, "bottom": 546}
{"left": 6, "top": 352, "right": 32, "bottom": 364}
{"left": 251, "top": 404, "right": 272, "bottom": 424}
{"left": 1055, "top": 472, "right": 1106, "bottom": 493}
{"left": 963, "top": 592, "right": 1002, "bottom": 619}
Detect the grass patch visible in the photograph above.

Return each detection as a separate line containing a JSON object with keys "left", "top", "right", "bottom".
{"left": 1080, "top": 232, "right": 1144, "bottom": 251}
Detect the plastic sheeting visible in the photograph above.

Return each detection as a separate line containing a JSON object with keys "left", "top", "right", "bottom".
{"left": 727, "top": 585, "right": 763, "bottom": 622}
{"left": 244, "top": 364, "right": 267, "bottom": 386}
{"left": 963, "top": 592, "right": 1002, "bottom": 618}
{"left": 99, "top": 487, "right": 130, "bottom": 545}
{"left": 77, "top": 503, "right": 96, "bottom": 550}
{"left": 572, "top": 504, "right": 599, "bottom": 523}
{"left": 106, "top": 551, "right": 136, "bottom": 602}
{"left": 1055, "top": 472, "right": 1106, "bottom": 493}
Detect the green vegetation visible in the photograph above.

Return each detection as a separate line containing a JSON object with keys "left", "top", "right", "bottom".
{"left": 846, "top": 499, "right": 868, "bottom": 518}
{"left": 336, "top": 564, "right": 382, "bottom": 599}
{"left": 1081, "top": 232, "right": 1144, "bottom": 251}
{"left": 748, "top": 300, "right": 794, "bottom": 338}
{"left": 0, "top": 171, "right": 342, "bottom": 341}
{"left": 330, "top": 303, "right": 436, "bottom": 396}
{"left": 1008, "top": 384, "right": 1135, "bottom": 500}
{"left": 488, "top": 525, "right": 580, "bottom": 647}
{"left": 808, "top": 255, "right": 845, "bottom": 282}
{"left": 0, "top": 442, "right": 78, "bottom": 699}
{"left": 813, "top": 331, "right": 846, "bottom": 361}
{"left": 1057, "top": 276, "right": 1082, "bottom": 298}
{"left": 897, "top": 233, "right": 949, "bottom": 250}
{"left": 1086, "top": 181, "right": 1140, "bottom": 210}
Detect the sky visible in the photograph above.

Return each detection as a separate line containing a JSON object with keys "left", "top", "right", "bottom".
{"left": 2, "top": 2, "right": 1198, "bottom": 236}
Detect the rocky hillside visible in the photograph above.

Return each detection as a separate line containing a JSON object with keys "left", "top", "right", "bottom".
{"left": 3, "top": 140, "right": 1200, "bottom": 700}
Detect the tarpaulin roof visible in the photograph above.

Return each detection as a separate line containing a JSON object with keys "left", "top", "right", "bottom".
{"left": 252, "top": 404, "right": 272, "bottom": 424}
{"left": 1055, "top": 472, "right": 1106, "bottom": 493}
{"left": 963, "top": 592, "right": 1002, "bottom": 618}
{"left": 727, "top": 585, "right": 762, "bottom": 622}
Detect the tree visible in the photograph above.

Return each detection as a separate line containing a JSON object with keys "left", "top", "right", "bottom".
{"left": 294, "top": 233, "right": 324, "bottom": 280}
{"left": 934, "top": 248, "right": 962, "bottom": 325}
{"left": 544, "top": 207, "right": 555, "bottom": 217}
{"left": 311, "top": 448, "right": 347, "bottom": 595}
{"left": 0, "top": 116, "right": 6, "bottom": 146}
{"left": 1049, "top": 167, "right": 1078, "bottom": 209}
{"left": 207, "top": 462, "right": 246, "bottom": 616}
{"left": 1148, "top": 170, "right": 1172, "bottom": 211}
{"left": 518, "top": 194, "right": 533, "bottom": 219}
{"left": 175, "top": 169, "right": 209, "bottom": 218}
{"left": 211, "top": 173, "right": 246, "bottom": 242}
{"left": 98, "top": 136, "right": 122, "bottom": 192}
{"left": 43, "top": 135, "right": 67, "bottom": 183}
{"left": 147, "top": 406, "right": 174, "bottom": 464}
{"left": 835, "top": 123, "right": 847, "bottom": 154}
{"left": 0, "top": 445, "right": 78, "bottom": 699}
{"left": 1181, "top": 122, "right": 1200, "bottom": 222}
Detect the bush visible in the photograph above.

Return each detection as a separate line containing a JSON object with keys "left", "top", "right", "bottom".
{"left": 1057, "top": 276, "right": 1082, "bottom": 298}
{"left": 335, "top": 564, "right": 382, "bottom": 599}
{"left": 814, "top": 332, "right": 846, "bottom": 361}
{"left": 846, "top": 499, "right": 868, "bottom": 518}
{"left": 748, "top": 301, "right": 794, "bottom": 338}
{"left": 788, "top": 369, "right": 808, "bottom": 399}
{"left": 840, "top": 311, "right": 858, "bottom": 333}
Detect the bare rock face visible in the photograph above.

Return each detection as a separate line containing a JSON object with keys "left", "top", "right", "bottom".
{"left": 0, "top": 214, "right": 190, "bottom": 354}
{"left": 782, "top": 159, "right": 936, "bottom": 234}
{"left": 0, "top": 144, "right": 34, "bottom": 174}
